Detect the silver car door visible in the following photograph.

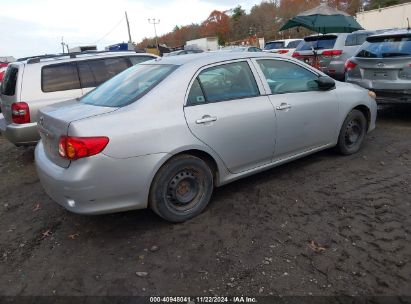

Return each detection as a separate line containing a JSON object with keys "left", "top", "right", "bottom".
{"left": 252, "top": 58, "right": 339, "bottom": 159}
{"left": 184, "top": 60, "right": 276, "bottom": 174}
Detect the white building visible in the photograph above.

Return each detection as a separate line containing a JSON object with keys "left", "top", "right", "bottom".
{"left": 356, "top": 2, "right": 411, "bottom": 30}
{"left": 186, "top": 37, "right": 219, "bottom": 52}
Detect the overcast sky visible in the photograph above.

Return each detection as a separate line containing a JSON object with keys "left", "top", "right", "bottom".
{"left": 0, "top": 0, "right": 258, "bottom": 58}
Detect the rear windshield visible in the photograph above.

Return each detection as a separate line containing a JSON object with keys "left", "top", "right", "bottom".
{"left": 264, "top": 41, "right": 285, "bottom": 50}
{"left": 80, "top": 64, "right": 176, "bottom": 107}
{"left": 356, "top": 35, "right": 411, "bottom": 58}
{"left": 0, "top": 66, "right": 18, "bottom": 96}
{"left": 296, "top": 36, "right": 337, "bottom": 51}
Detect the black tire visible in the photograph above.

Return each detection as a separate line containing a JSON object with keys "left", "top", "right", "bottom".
{"left": 337, "top": 109, "right": 367, "bottom": 155}
{"left": 149, "top": 155, "right": 213, "bottom": 222}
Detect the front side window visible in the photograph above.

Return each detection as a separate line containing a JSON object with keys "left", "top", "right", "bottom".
{"left": 257, "top": 59, "right": 319, "bottom": 94}
{"left": 42, "top": 63, "right": 80, "bottom": 92}
{"left": 193, "top": 61, "right": 259, "bottom": 103}
{"left": 80, "top": 64, "right": 176, "bottom": 107}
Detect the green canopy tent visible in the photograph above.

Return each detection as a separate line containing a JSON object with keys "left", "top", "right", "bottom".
{"left": 279, "top": 4, "right": 364, "bottom": 34}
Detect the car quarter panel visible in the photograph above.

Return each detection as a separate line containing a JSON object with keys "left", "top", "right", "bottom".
{"left": 35, "top": 141, "right": 168, "bottom": 213}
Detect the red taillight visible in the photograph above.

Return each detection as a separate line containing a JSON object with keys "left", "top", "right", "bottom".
{"left": 11, "top": 102, "right": 30, "bottom": 124}
{"left": 321, "top": 50, "right": 343, "bottom": 57}
{"left": 345, "top": 60, "right": 357, "bottom": 71}
{"left": 58, "top": 136, "right": 109, "bottom": 160}
{"left": 292, "top": 51, "right": 301, "bottom": 58}
{"left": 278, "top": 49, "right": 289, "bottom": 54}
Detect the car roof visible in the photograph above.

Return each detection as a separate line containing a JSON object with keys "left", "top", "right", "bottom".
{"left": 266, "top": 39, "right": 302, "bottom": 43}
{"left": 143, "top": 52, "right": 282, "bottom": 68}
{"left": 17, "top": 51, "right": 156, "bottom": 65}
{"left": 367, "top": 28, "right": 411, "bottom": 39}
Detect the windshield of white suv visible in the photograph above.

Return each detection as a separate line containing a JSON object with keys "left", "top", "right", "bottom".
{"left": 80, "top": 64, "right": 177, "bottom": 107}
{"left": 356, "top": 35, "right": 411, "bottom": 58}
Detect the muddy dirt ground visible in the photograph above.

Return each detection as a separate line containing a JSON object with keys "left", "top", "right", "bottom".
{"left": 0, "top": 105, "right": 410, "bottom": 297}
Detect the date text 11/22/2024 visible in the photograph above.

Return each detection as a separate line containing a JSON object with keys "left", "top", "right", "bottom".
{"left": 149, "top": 297, "right": 258, "bottom": 303}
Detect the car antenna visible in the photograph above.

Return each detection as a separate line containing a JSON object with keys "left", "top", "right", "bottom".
{"left": 408, "top": 18, "right": 410, "bottom": 31}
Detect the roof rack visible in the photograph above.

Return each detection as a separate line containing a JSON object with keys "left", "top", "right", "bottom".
{"left": 18, "top": 50, "right": 138, "bottom": 64}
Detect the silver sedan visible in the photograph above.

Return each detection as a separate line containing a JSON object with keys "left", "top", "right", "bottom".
{"left": 35, "top": 52, "right": 377, "bottom": 222}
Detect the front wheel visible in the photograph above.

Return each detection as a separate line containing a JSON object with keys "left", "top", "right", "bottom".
{"left": 149, "top": 155, "right": 213, "bottom": 222}
{"left": 337, "top": 109, "right": 367, "bottom": 155}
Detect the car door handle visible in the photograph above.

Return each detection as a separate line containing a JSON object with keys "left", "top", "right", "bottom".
{"left": 276, "top": 103, "right": 292, "bottom": 111}
{"left": 196, "top": 115, "right": 217, "bottom": 124}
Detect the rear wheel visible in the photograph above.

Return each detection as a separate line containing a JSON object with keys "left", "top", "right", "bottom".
{"left": 337, "top": 109, "right": 367, "bottom": 155}
{"left": 149, "top": 155, "right": 213, "bottom": 222}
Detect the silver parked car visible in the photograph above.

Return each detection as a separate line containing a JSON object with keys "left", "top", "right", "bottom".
{"left": 0, "top": 51, "right": 157, "bottom": 146}
{"left": 35, "top": 52, "right": 377, "bottom": 222}
{"left": 345, "top": 29, "right": 411, "bottom": 103}
{"left": 293, "top": 31, "right": 376, "bottom": 80}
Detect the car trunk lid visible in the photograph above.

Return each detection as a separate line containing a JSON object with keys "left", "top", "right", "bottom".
{"left": 38, "top": 99, "right": 117, "bottom": 168}
{"left": 354, "top": 57, "right": 411, "bottom": 81}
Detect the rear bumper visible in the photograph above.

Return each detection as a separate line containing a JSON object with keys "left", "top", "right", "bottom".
{"left": 35, "top": 141, "right": 168, "bottom": 215}
{"left": 0, "top": 118, "right": 39, "bottom": 145}
{"left": 346, "top": 78, "right": 411, "bottom": 103}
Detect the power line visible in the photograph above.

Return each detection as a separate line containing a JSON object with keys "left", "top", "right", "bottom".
{"left": 93, "top": 16, "right": 125, "bottom": 44}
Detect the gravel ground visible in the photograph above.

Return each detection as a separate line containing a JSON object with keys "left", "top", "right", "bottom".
{"left": 0, "top": 105, "right": 410, "bottom": 297}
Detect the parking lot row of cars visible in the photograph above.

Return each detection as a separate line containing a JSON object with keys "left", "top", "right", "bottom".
{"left": 0, "top": 45, "right": 378, "bottom": 222}
{"left": 264, "top": 28, "right": 411, "bottom": 104}
{"left": 0, "top": 27, "right": 408, "bottom": 222}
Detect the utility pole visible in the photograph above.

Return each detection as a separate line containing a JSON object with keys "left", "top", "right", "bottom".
{"left": 61, "top": 37, "right": 65, "bottom": 54}
{"left": 125, "top": 11, "right": 132, "bottom": 43}
{"left": 148, "top": 18, "right": 160, "bottom": 52}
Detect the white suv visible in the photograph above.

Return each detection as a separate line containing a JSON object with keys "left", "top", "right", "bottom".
{"left": 0, "top": 51, "right": 157, "bottom": 146}
{"left": 263, "top": 39, "right": 303, "bottom": 56}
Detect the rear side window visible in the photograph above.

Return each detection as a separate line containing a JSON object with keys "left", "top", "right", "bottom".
{"left": 129, "top": 56, "right": 155, "bottom": 65}
{"left": 80, "top": 64, "right": 176, "bottom": 107}
{"left": 78, "top": 57, "right": 130, "bottom": 88}
{"left": 1, "top": 66, "right": 18, "bottom": 96}
{"left": 297, "top": 37, "right": 337, "bottom": 51}
{"left": 42, "top": 63, "right": 80, "bottom": 92}
{"left": 189, "top": 61, "right": 259, "bottom": 104}
{"left": 264, "top": 41, "right": 285, "bottom": 50}
{"left": 356, "top": 35, "right": 411, "bottom": 58}
{"left": 287, "top": 40, "right": 302, "bottom": 49}
{"left": 345, "top": 33, "right": 370, "bottom": 46}
{"left": 187, "top": 79, "right": 206, "bottom": 105}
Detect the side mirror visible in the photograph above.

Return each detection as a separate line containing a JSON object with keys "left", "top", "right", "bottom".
{"left": 316, "top": 76, "right": 335, "bottom": 91}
